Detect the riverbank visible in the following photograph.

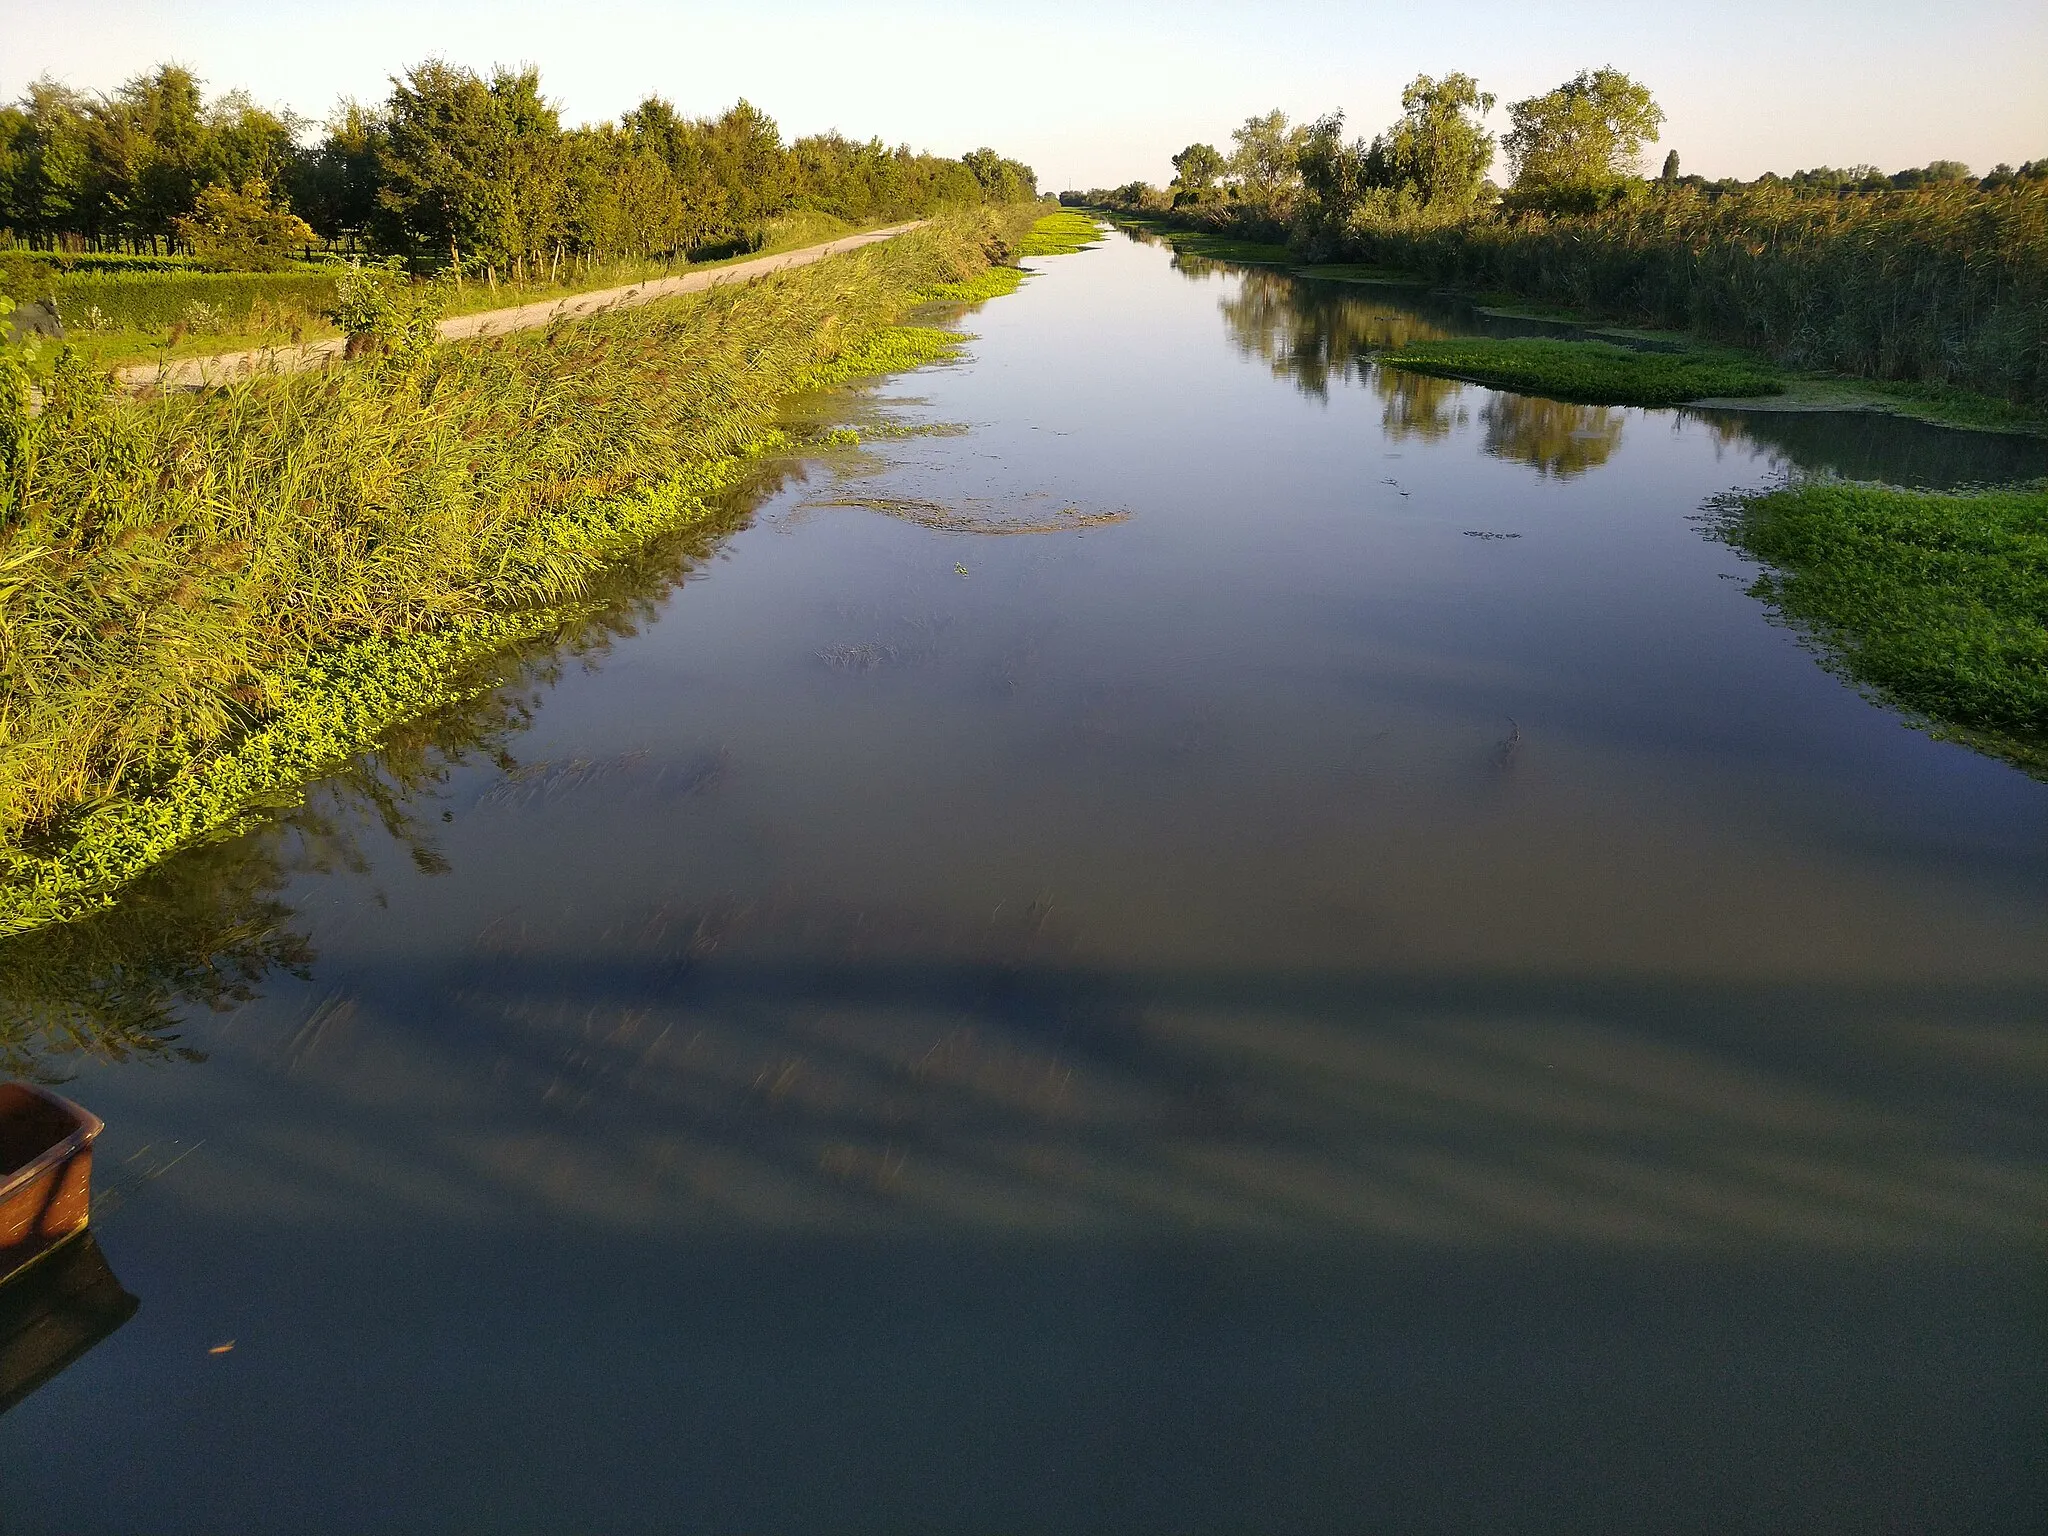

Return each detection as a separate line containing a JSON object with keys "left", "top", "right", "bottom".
{"left": 108, "top": 219, "right": 927, "bottom": 391}
{"left": 0, "top": 205, "right": 1060, "bottom": 936}
{"left": 1092, "top": 207, "right": 2048, "bottom": 436}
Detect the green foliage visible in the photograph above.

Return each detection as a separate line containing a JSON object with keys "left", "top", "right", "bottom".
{"left": 1503, "top": 68, "right": 1665, "bottom": 213}
{"left": 0, "top": 65, "right": 301, "bottom": 249}
{"left": 1171, "top": 143, "right": 1226, "bottom": 201}
{"left": 48, "top": 268, "right": 337, "bottom": 336}
{"left": 172, "top": 178, "right": 315, "bottom": 271}
{"left": 962, "top": 148, "right": 1037, "bottom": 205}
{"left": 1378, "top": 336, "right": 1781, "bottom": 405}
{"left": 1374, "top": 74, "right": 1498, "bottom": 210}
{"left": 1716, "top": 480, "right": 2048, "bottom": 773}
{"left": 1338, "top": 180, "right": 2048, "bottom": 402}
{"left": 0, "top": 208, "right": 1035, "bottom": 931}
{"left": 0, "top": 59, "right": 1036, "bottom": 273}
{"left": 1230, "top": 111, "right": 1306, "bottom": 201}
{"left": 327, "top": 262, "right": 446, "bottom": 354}
{"left": 373, "top": 61, "right": 567, "bottom": 271}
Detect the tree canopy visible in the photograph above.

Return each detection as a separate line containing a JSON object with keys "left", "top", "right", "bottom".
{"left": 1503, "top": 67, "right": 1663, "bottom": 212}
{"left": 0, "top": 60, "right": 1037, "bottom": 268}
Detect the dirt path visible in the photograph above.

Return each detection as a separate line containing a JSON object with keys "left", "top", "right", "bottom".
{"left": 113, "top": 222, "right": 926, "bottom": 392}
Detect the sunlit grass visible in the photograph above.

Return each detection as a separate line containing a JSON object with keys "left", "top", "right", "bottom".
{"left": 0, "top": 207, "right": 1039, "bottom": 934}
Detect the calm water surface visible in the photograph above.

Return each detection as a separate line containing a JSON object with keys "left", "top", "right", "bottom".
{"left": 4, "top": 231, "right": 2046, "bottom": 1534}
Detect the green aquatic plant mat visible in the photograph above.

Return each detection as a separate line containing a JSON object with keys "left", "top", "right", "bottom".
{"left": 1381, "top": 337, "right": 1784, "bottom": 407}
{"left": 1018, "top": 210, "right": 1105, "bottom": 257}
{"left": 1715, "top": 479, "right": 2048, "bottom": 773}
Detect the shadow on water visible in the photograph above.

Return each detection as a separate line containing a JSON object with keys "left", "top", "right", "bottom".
{"left": 87, "top": 878, "right": 2045, "bottom": 1254}
{"left": 0, "top": 466, "right": 786, "bottom": 1080}
{"left": 0, "top": 1235, "right": 138, "bottom": 1418}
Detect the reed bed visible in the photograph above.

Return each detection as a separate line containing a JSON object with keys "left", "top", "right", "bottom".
{"left": 0, "top": 206, "right": 1044, "bottom": 932}
{"left": 1341, "top": 184, "right": 2048, "bottom": 403}
{"left": 1094, "top": 182, "right": 2048, "bottom": 405}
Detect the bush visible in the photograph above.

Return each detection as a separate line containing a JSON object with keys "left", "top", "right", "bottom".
{"left": 172, "top": 180, "right": 317, "bottom": 273}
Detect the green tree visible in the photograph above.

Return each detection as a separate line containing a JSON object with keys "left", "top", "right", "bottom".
{"left": 374, "top": 60, "right": 568, "bottom": 271}
{"left": 1503, "top": 67, "right": 1663, "bottom": 212}
{"left": 1375, "top": 73, "right": 1497, "bottom": 209}
{"left": 173, "top": 178, "right": 315, "bottom": 270}
{"left": 0, "top": 81, "right": 93, "bottom": 243}
{"left": 963, "top": 146, "right": 1036, "bottom": 204}
{"left": 92, "top": 65, "right": 211, "bottom": 244}
{"left": 1170, "top": 142, "right": 1226, "bottom": 199}
{"left": 1659, "top": 149, "right": 1680, "bottom": 183}
{"left": 1296, "top": 112, "right": 1371, "bottom": 210}
{"left": 1230, "top": 110, "right": 1305, "bottom": 202}
{"left": 290, "top": 100, "right": 385, "bottom": 244}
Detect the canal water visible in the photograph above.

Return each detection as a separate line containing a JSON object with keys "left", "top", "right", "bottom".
{"left": 3, "top": 229, "right": 2045, "bottom": 1533}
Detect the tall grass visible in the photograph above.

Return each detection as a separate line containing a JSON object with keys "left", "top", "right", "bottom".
{"left": 1093, "top": 182, "right": 2048, "bottom": 404}
{"left": 0, "top": 206, "right": 1042, "bottom": 931}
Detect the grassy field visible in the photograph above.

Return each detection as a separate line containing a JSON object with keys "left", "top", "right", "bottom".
{"left": 1716, "top": 479, "right": 2048, "bottom": 775}
{"left": 9, "top": 211, "right": 902, "bottom": 378}
{"left": 0, "top": 205, "right": 1072, "bottom": 934}
{"left": 1380, "top": 336, "right": 1785, "bottom": 407}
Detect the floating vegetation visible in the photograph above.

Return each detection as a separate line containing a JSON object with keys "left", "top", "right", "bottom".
{"left": 1463, "top": 531, "right": 1522, "bottom": 540}
{"left": 806, "top": 494, "right": 1131, "bottom": 536}
{"left": 1016, "top": 210, "right": 1106, "bottom": 257}
{"left": 1381, "top": 336, "right": 1784, "bottom": 407}
{"left": 1709, "top": 478, "right": 2048, "bottom": 777}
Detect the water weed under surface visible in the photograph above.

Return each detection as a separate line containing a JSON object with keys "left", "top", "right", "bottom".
{"left": 0, "top": 206, "right": 1066, "bottom": 934}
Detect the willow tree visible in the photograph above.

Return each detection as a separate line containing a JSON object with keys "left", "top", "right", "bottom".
{"left": 1170, "top": 142, "right": 1226, "bottom": 200}
{"left": 1230, "top": 111, "right": 1305, "bottom": 203}
{"left": 1375, "top": 73, "right": 1497, "bottom": 210}
{"left": 1503, "top": 67, "right": 1663, "bottom": 213}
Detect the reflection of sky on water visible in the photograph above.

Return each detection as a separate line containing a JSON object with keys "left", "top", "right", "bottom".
{"left": 4, "top": 227, "right": 2047, "bottom": 1533}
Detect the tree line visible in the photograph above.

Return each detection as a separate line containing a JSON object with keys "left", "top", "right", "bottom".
{"left": 1073, "top": 68, "right": 2046, "bottom": 403}
{"left": 1084, "top": 65, "right": 2042, "bottom": 239}
{"left": 0, "top": 62, "right": 1037, "bottom": 271}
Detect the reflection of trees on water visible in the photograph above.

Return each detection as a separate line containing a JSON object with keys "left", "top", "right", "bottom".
{"left": 0, "top": 488, "right": 767, "bottom": 1080}
{"left": 1481, "top": 393, "right": 1626, "bottom": 478}
{"left": 1373, "top": 368, "right": 1469, "bottom": 443}
{"left": 1218, "top": 271, "right": 1453, "bottom": 400}
{"left": 1687, "top": 407, "right": 2048, "bottom": 492}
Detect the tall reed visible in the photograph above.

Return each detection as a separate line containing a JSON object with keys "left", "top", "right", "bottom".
{"left": 0, "top": 207, "right": 1034, "bottom": 909}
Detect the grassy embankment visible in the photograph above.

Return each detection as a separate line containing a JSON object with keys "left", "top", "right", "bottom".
{"left": 5, "top": 210, "right": 898, "bottom": 378}
{"left": 0, "top": 205, "right": 1073, "bottom": 936}
{"left": 1715, "top": 480, "right": 2048, "bottom": 775}
{"left": 1091, "top": 193, "right": 2048, "bottom": 431}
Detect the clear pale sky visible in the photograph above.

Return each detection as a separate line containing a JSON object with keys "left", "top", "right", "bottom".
{"left": 10, "top": 0, "right": 2047, "bottom": 190}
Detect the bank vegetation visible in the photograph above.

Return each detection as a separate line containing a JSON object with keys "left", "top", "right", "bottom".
{"left": 0, "top": 205, "right": 1058, "bottom": 935}
{"left": 1076, "top": 70, "right": 2047, "bottom": 408}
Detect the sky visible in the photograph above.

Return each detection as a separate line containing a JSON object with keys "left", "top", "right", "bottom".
{"left": 9, "top": 0, "right": 2047, "bottom": 190}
